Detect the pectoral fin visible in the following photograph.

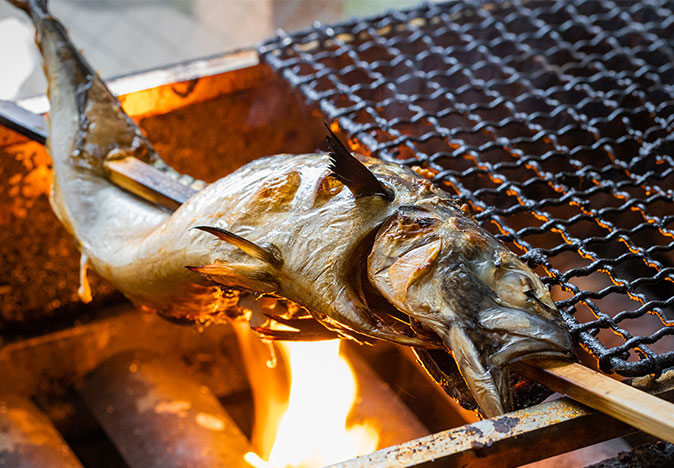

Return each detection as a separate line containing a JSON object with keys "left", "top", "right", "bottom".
{"left": 388, "top": 240, "right": 441, "bottom": 303}
{"left": 193, "top": 226, "right": 283, "bottom": 267}
{"left": 447, "top": 326, "right": 505, "bottom": 418}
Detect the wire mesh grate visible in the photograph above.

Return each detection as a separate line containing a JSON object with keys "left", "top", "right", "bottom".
{"left": 258, "top": 0, "right": 674, "bottom": 378}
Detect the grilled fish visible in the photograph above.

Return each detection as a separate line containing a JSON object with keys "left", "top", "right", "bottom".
{"left": 11, "top": 0, "right": 573, "bottom": 417}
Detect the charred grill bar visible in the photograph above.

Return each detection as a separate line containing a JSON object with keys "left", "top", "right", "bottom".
{"left": 1, "top": 0, "right": 674, "bottom": 466}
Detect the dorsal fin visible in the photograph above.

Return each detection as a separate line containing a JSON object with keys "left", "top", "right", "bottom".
{"left": 193, "top": 226, "right": 283, "bottom": 267}
{"left": 324, "top": 124, "right": 394, "bottom": 201}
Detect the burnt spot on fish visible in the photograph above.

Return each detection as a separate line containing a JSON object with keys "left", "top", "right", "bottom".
{"left": 441, "top": 263, "right": 494, "bottom": 320}
{"left": 389, "top": 206, "right": 442, "bottom": 239}
{"left": 252, "top": 170, "right": 301, "bottom": 211}
{"left": 77, "top": 79, "right": 156, "bottom": 166}
{"left": 312, "top": 172, "right": 344, "bottom": 208}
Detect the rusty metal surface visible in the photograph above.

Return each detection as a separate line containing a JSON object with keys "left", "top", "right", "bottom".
{"left": 17, "top": 50, "right": 261, "bottom": 119}
{"left": 79, "top": 349, "right": 250, "bottom": 468}
{"left": 587, "top": 441, "right": 674, "bottom": 468}
{"left": 0, "top": 137, "right": 120, "bottom": 326}
{"left": 0, "top": 394, "right": 83, "bottom": 468}
{"left": 330, "top": 398, "right": 632, "bottom": 468}
{"left": 332, "top": 374, "right": 674, "bottom": 468}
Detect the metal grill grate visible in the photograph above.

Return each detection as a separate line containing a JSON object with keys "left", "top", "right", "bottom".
{"left": 258, "top": 0, "right": 674, "bottom": 378}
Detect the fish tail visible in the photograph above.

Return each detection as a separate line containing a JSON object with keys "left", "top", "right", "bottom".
{"left": 8, "top": 0, "right": 48, "bottom": 16}
{"left": 8, "top": 0, "right": 159, "bottom": 174}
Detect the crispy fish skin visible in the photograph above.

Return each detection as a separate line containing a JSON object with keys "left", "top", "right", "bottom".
{"left": 12, "top": 0, "right": 574, "bottom": 417}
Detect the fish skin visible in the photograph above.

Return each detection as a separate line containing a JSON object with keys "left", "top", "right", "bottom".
{"left": 11, "top": 0, "right": 574, "bottom": 417}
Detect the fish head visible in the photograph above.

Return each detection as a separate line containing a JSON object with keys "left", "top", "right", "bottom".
{"left": 368, "top": 202, "right": 573, "bottom": 416}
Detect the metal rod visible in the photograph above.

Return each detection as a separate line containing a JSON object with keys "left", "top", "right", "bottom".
{"left": 0, "top": 394, "right": 84, "bottom": 468}
{"left": 79, "top": 349, "right": 251, "bottom": 468}
{"left": 0, "top": 100, "right": 198, "bottom": 210}
{"left": 329, "top": 397, "right": 636, "bottom": 468}
{"left": 0, "top": 99, "right": 47, "bottom": 144}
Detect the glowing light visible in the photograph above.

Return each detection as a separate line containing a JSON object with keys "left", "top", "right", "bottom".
{"left": 243, "top": 337, "right": 379, "bottom": 468}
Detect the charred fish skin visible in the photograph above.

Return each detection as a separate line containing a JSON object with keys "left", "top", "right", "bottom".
{"left": 12, "top": 0, "right": 574, "bottom": 417}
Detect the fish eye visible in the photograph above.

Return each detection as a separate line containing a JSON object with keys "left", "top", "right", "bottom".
{"left": 524, "top": 283, "right": 556, "bottom": 314}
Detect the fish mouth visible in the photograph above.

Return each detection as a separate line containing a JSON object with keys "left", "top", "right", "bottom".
{"left": 478, "top": 306, "right": 573, "bottom": 368}
{"left": 489, "top": 333, "right": 572, "bottom": 368}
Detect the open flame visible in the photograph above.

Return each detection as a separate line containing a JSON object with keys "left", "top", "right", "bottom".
{"left": 236, "top": 324, "right": 379, "bottom": 468}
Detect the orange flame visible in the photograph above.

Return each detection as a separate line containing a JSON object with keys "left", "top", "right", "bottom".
{"left": 236, "top": 323, "right": 379, "bottom": 468}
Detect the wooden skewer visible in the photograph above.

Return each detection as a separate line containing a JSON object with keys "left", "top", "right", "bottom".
{"left": 512, "top": 358, "right": 674, "bottom": 443}
{"left": 104, "top": 157, "right": 197, "bottom": 211}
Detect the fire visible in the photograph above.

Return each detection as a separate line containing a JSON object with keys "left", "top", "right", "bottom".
{"left": 237, "top": 323, "right": 379, "bottom": 468}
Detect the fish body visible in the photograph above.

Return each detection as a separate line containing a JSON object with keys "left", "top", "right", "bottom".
{"left": 11, "top": 0, "right": 573, "bottom": 417}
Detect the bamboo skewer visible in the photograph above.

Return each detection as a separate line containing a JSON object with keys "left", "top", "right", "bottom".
{"left": 512, "top": 359, "right": 674, "bottom": 443}
{"left": 104, "top": 157, "right": 196, "bottom": 210}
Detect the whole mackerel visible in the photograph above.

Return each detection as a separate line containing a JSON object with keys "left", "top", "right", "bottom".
{"left": 11, "top": 0, "right": 573, "bottom": 417}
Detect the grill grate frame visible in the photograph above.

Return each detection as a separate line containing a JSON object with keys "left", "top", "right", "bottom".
{"left": 258, "top": 0, "right": 674, "bottom": 378}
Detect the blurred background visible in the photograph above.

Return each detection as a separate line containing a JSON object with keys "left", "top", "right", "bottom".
{"left": 0, "top": 0, "right": 427, "bottom": 101}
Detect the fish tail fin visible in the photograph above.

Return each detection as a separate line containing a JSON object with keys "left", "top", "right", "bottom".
{"left": 11, "top": 0, "right": 160, "bottom": 174}
{"left": 8, "top": 0, "right": 48, "bottom": 16}
{"left": 7, "top": 1, "right": 31, "bottom": 13}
